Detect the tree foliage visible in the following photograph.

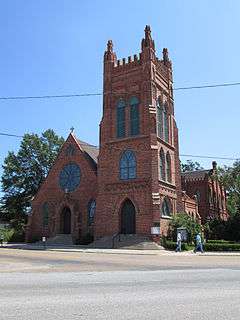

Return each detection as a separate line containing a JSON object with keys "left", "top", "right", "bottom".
{"left": 169, "top": 213, "right": 202, "bottom": 244}
{"left": 0, "top": 129, "right": 64, "bottom": 227}
{"left": 181, "top": 160, "right": 204, "bottom": 172}
{"left": 203, "top": 160, "right": 240, "bottom": 242}
{"left": 205, "top": 214, "right": 240, "bottom": 242}
{"left": 218, "top": 160, "right": 240, "bottom": 215}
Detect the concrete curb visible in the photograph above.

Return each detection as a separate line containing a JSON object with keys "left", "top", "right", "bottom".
{"left": 2, "top": 244, "right": 240, "bottom": 256}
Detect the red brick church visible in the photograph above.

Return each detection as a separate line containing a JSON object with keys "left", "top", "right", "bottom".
{"left": 26, "top": 26, "right": 227, "bottom": 244}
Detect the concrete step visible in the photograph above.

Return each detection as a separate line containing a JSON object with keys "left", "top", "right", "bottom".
{"left": 88, "top": 236, "right": 114, "bottom": 249}
{"left": 90, "top": 234, "right": 164, "bottom": 250}
{"left": 45, "top": 234, "right": 73, "bottom": 246}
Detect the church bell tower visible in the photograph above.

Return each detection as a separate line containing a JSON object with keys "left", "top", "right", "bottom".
{"left": 95, "top": 26, "right": 183, "bottom": 239}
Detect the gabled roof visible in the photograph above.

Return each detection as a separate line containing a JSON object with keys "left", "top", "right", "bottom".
{"left": 181, "top": 170, "right": 210, "bottom": 181}
{"left": 182, "top": 191, "right": 196, "bottom": 203}
{"left": 77, "top": 139, "right": 99, "bottom": 164}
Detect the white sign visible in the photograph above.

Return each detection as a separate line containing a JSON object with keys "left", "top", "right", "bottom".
{"left": 42, "top": 237, "right": 46, "bottom": 242}
{"left": 151, "top": 227, "right": 160, "bottom": 235}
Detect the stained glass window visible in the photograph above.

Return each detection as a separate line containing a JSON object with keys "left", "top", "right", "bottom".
{"left": 166, "top": 152, "right": 172, "bottom": 183}
{"left": 162, "top": 197, "right": 171, "bottom": 217}
{"left": 88, "top": 200, "right": 96, "bottom": 225}
{"left": 120, "top": 150, "right": 136, "bottom": 180}
{"left": 117, "top": 99, "right": 126, "bottom": 138}
{"left": 163, "top": 104, "right": 169, "bottom": 143}
{"left": 160, "top": 148, "right": 166, "bottom": 181}
{"left": 42, "top": 202, "right": 49, "bottom": 226}
{"left": 156, "top": 99, "right": 170, "bottom": 143}
{"left": 59, "top": 163, "right": 81, "bottom": 192}
{"left": 129, "top": 97, "right": 140, "bottom": 136}
{"left": 156, "top": 99, "right": 163, "bottom": 139}
{"left": 196, "top": 190, "right": 201, "bottom": 204}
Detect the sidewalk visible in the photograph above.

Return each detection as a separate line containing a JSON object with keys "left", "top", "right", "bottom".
{"left": 2, "top": 243, "right": 240, "bottom": 256}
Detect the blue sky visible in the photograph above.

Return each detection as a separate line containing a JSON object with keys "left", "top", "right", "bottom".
{"left": 1, "top": 0, "right": 240, "bottom": 186}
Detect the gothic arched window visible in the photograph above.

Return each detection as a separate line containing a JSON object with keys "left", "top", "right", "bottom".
{"left": 161, "top": 197, "right": 172, "bottom": 217}
{"left": 218, "top": 194, "right": 223, "bottom": 210}
{"left": 129, "top": 96, "right": 140, "bottom": 136}
{"left": 166, "top": 152, "right": 172, "bottom": 183}
{"left": 208, "top": 187, "right": 213, "bottom": 205}
{"left": 196, "top": 190, "right": 201, "bottom": 204}
{"left": 120, "top": 150, "right": 136, "bottom": 180}
{"left": 42, "top": 202, "right": 49, "bottom": 226}
{"left": 156, "top": 98, "right": 163, "bottom": 139}
{"left": 159, "top": 148, "right": 166, "bottom": 181}
{"left": 163, "top": 104, "right": 169, "bottom": 143}
{"left": 88, "top": 200, "right": 96, "bottom": 226}
{"left": 116, "top": 99, "right": 126, "bottom": 138}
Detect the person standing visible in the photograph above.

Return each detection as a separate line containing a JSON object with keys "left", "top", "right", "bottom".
{"left": 175, "top": 232, "right": 182, "bottom": 252}
{"left": 194, "top": 233, "right": 204, "bottom": 253}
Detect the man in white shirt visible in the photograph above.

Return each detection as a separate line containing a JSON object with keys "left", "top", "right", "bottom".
{"left": 175, "top": 232, "right": 182, "bottom": 252}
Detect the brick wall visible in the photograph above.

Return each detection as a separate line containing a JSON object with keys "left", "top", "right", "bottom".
{"left": 26, "top": 134, "right": 97, "bottom": 242}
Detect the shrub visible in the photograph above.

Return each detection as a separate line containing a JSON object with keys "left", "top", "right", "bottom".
{"left": 0, "top": 228, "right": 25, "bottom": 243}
{"left": 76, "top": 233, "right": 94, "bottom": 245}
{"left": 169, "top": 213, "right": 202, "bottom": 244}
{"left": 206, "top": 240, "right": 234, "bottom": 244}
{"left": 0, "top": 228, "right": 14, "bottom": 242}
{"left": 161, "top": 239, "right": 194, "bottom": 251}
{"left": 204, "top": 242, "right": 240, "bottom": 251}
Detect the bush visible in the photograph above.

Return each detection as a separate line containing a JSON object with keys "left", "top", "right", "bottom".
{"left": 0, "top": 228, "right": 14, "bottom": 242}
{"left": 204, "top": 242, "right": 240, "bottom": 251}
{"left": 0, "top": 228, "right": 25, "bottom": 243}
{"left": 76, "top": 233, "right": 94, "bottom": 245}
{"left": 206, "top": 240, "right": 234, "bottom": 244}
{"left": 161, "top": 239, "right": 194, "bottom": 251}
{"left": 169, "top": 213, "right": 202, "bottom": 244}
{"left": 161, "top": 238, "right": 240, "bottom": 251}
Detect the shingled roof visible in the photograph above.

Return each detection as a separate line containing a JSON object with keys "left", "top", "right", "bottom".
{"left": 77, "top": 139, "right": 99, "bottom": 164}
{"left": 181, "top": 169, "right": 210, "bottom": 181}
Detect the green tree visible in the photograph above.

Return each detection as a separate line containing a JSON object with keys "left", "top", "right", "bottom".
{"left": 0, "top": 129, "right": 64, "bottom": 228}
{"left": 181, "top": 160, "right": 204, "bottom": 172}
{"left": 205, "top": 161, "right": 240, "bottom": 242}
{"left": 218, "top": 160, "right": 240, "bottom": 215}
{"left": 169, "top": 213, "right": 202, "bottom": 244}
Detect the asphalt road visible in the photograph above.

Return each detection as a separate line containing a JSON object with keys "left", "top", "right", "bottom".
{"left": 1, "top": 249, "right": 240, "bottom": 319}
{"left": 1, "top": 269, "right": 240, "bottom": 320}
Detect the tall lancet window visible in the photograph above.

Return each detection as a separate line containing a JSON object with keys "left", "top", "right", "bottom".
{"left": 120, "top": 150, "right": 136, "bottom": 180}
{"left": 129, "top": 97, "right": 140, "bottom": 136}
{"left": 156, "top": 98, "right": 163, "bottom": 139}
{"left": 166, "top": 152, "right": 172, "bottom": 183}
{"left": 163, "top": 104, "right": 169, "bottom": 143}
{"left": 162, "top": 197, "right": 172, "bottom": 217}
{"left": 159, "top": 148, "right": 166, "bottom": 181}
{"left": 116, "top": 99, "right": 126, "bottom": 138}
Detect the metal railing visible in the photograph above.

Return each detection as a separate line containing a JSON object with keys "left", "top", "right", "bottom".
{"left": 112, "top": 233, "right": 121, "bottom": 249}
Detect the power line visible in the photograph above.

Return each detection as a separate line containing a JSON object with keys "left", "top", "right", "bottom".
{"left": 174, "top": 81, "right": 240, "bottom": 91}
{"left": 0, "top": 132, "right": 238, "bottom": 161}
{"left": 1, "top": 81, "right": 240, "bottom": 101}
{"left": 0, "top": 93, "right": 102, "bottom": 100}
{"left": 0, "top": 132, "right": 23, "bottom": 138}
{"left": 179, "top": 154, "right": 238, "bottom": 161}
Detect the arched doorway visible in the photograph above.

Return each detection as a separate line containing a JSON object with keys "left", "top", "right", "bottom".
{"left": 61, "top": 207, "right": 71, "bottom": 234}
{"left": 121, "top": 199, "right": 136, "bottom": 234}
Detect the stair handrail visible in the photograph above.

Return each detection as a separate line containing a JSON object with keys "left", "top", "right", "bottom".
{"left": 112, "top": 232, "right": 121, "bottom": 249}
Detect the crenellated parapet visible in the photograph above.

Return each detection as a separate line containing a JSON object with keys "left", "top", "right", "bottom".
{"left": 114, "top": 54, "right": 141, "bottom": 68}
{"left": 104, "top": 26, "right": 172, "bottom": 83}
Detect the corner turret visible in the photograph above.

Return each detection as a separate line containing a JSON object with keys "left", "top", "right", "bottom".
{"left": 104, "top": 40, "right": 117, "bottom": 63}
{"left": 141, "top": 25, "right": 156, "bottom": 61}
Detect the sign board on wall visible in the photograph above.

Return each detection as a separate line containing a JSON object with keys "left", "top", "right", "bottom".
{"left": 151, "top": 227, "right": 160, "bottom": 235}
